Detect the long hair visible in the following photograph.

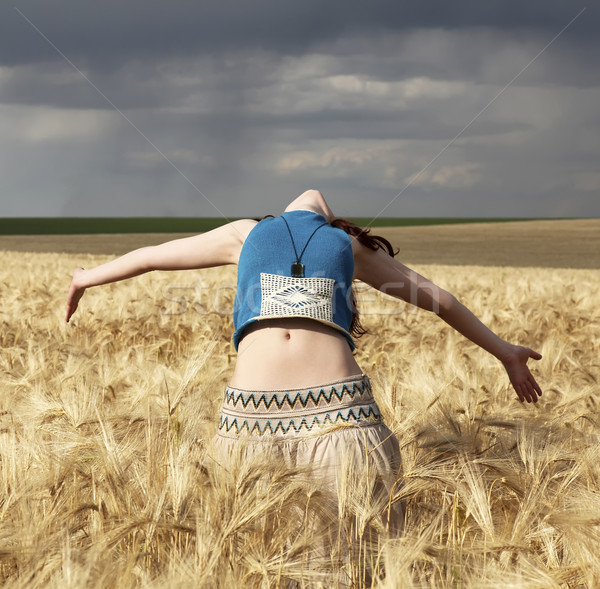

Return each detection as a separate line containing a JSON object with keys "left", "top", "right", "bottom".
{"left": 331, "top": 218, "right": 398, "bottom": 339}
{"left": 330, "top": 218, "right": 397, "bottom": 257}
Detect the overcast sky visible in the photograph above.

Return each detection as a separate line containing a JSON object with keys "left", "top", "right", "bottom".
{"left": 1, "top": 1, "right": 598, "bottom": 219}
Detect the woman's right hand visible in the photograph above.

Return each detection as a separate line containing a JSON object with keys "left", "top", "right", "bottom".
{"left": 501, "top": 344, "right": 543, "bottom": 403}
{"left": 66, "top": 268, "right": 87, "bottom": 323}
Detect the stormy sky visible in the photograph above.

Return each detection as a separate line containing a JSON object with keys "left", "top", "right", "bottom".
{"left": 1, "top": 1, "right": 598, "bottom": 219}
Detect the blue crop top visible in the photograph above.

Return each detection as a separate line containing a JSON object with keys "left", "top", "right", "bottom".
{"left": 232, "top": 210, "right": 355, "bottom": 350}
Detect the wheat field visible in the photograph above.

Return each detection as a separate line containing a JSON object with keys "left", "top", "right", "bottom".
{"left": 1, "top": 249, "right": 599, "bottom": 588}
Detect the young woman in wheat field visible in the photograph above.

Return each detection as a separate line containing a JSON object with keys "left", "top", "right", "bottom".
{"left": 65, "top": 189, "right": 542, "bottom": 532}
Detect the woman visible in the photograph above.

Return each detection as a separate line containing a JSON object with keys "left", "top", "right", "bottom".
{"left": 66, "top": 189, "right": 542, "bottom": 530}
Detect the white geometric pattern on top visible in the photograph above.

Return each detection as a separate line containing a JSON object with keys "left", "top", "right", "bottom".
{"left": 260, "top": 273, "right": 334, "bottom": 322}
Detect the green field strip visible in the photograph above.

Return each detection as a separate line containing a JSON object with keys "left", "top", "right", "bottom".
{"left": 0, "top": 218, "right": 230, "bottom": 235}
{"left": 347, "top": 217, "right": 541, "bottom": 227}
{"left": 0, "top": 216, "right": 548, "bottom": 235}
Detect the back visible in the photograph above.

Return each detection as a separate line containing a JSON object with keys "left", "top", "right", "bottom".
{"left": 232, "top": 209, "right": 355, "bottom": 350}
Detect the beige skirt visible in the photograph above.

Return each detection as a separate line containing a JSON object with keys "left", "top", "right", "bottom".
{"left": 213, "top": 374, "right": 403, "bottom": 531}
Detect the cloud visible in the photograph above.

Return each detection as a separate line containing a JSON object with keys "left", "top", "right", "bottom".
{"left": 405, "top": 163, "right": 482, "bottom": 190}
{"left": 0, "top": 103, "right": 117, "bottom": 142}
{"left": 2, "top": 1, "right": 594, "bottom": 69}
{"left": 0, "top": 0, "right": 598, "bottom": 218}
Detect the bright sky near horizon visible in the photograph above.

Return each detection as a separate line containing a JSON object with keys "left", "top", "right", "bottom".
{"left": 1, "top": 1, "right": 598, "bottom": 220}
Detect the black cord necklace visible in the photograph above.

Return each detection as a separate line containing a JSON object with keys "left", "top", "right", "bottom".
{"left": 280, "top": 215, "right": 328, "bottom": 277}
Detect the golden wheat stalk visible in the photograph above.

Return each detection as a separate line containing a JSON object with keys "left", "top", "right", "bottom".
{"left": 0, "top": 250, "right": 598, "bottom": 587}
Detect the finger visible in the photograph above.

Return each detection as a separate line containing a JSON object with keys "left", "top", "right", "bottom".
{"left": 526, "top": 381, "right": 539, "bottom": 403}
{"left": 519, "top": 382, "right": 535, "bottom": 404}
{"left": 520, "top": 383, "right": 532, "bottom": 403}
{"left": 66, "top": 299, "right": 76, "bottom": 323}
{"left": 66, "top": 298, "right": 73, "bottom": 322}
{"left": 529, "top": 349, "right": 542, "bottom": 361}
{"left": 528, "top": 387, "right": 538, "bottom": 403}
{"left": 530, "top": 375, "right": 543, "bottom": 398}
{"left": 515, "top": 383, "right": 525, "bottom": 403}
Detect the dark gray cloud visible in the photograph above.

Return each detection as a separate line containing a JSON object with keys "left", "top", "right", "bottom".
{"left": 0, "top": 1, "right": 598, "bottom": 219}
{"left": 2, "top": 1, "right": 594, "bottom": 67}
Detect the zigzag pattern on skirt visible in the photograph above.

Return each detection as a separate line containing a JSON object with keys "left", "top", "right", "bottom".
{"left": 223, "top": 377, "right": 371, "bottom": 411}
{"left": 219, "top": 404, "right": 382, "bottom": 436}
{"left": 217, "top": 374, "right": 384, "bottom": 438}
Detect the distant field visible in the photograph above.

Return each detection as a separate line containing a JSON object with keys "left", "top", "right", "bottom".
{"left": 1, "top": 218, "right": 599, "bottom": 269}
{"left": 375, "top": 218, "right": 600, "bottom": 269}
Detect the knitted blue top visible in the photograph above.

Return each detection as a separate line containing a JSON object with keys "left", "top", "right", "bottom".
{"left": 232, "top": 210, "right": 355, "bottom": 350}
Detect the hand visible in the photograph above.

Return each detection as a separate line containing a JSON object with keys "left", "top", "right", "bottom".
{"left": 502, "top": 345, "right": 543, "bottom": 403}
{"left": 66, "top": 268, "right": 87, "bottom": 323}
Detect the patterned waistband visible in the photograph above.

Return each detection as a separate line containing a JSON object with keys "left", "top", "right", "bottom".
{"left": 217, "top": 374, "right": 383, "bottom": 438}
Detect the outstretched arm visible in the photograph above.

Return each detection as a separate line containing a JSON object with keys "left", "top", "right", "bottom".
{"left": 66, "top": 219, "right": 256, "bottom": 322}
{"left": 353, "top": 243, "right": 542, "bottom": 403}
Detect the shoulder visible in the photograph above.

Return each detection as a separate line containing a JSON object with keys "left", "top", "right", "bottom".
{"left": 193, "top": 218, "right": 258, "bottom": 266}
{"left": 223, "top": 219, "right": 259, "bottom": 263}
{"left": 229, "top": 218, "right": 259, "bottom": 242}
{"left": 348, "top": 234, "right": 372, "bottom": 259}
{"left": 350, "top": 237, "right": 403, "bottom": 286}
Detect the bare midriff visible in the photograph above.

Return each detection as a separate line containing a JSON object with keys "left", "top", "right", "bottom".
{"left": 229, "top": 318, "right": 362, "bottom": 391}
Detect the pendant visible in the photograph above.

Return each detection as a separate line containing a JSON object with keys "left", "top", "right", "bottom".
{"left": 291, "top": 262, "right": 305, "bottom": 278}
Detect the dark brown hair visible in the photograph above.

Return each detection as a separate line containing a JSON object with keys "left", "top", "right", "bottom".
{"left": 330, "top": 217, "right": 397, "bottom": 257}
{"left": 331, "top": 218, "right": 398, "bottom": 339}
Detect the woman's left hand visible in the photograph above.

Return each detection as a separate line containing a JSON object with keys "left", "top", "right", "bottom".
{"left": 502, "top": 345, "right": 543, "bottom": 403}
{"left": 66, "top": 268, "right": 87, "bottom": 323}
